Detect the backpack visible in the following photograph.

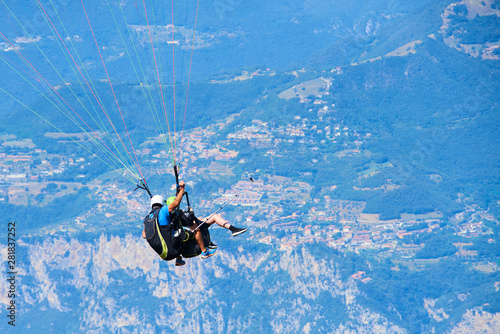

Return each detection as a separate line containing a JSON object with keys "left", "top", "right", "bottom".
{"left": 143, "top": 208, "right": 213, "bottom": 261}
{"left": 143, "top": 208, "right": 187, "bottom": 261}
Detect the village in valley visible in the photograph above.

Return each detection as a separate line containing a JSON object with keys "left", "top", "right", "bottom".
{"left": 0, "top": 74, "right": 496, "bottom": 266}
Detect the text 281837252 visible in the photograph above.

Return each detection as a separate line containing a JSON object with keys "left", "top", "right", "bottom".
{"left": 7, "top": 221, "right": 16, "bottom": 326}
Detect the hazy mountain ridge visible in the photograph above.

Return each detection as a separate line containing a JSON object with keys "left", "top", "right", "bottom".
{"left": 0, "top": 0, "right": 499, "bottom": 332}
{"left": 2, "top": 234, "right": 499, "bottom": 332}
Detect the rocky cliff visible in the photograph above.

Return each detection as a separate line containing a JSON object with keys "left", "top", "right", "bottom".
{"left": 2, "top": 234, "right": 498, "bottom": 333}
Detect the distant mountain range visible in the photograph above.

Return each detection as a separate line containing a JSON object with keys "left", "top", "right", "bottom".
{"left": 0, "top": 0, "right": 499, "bottom": 333}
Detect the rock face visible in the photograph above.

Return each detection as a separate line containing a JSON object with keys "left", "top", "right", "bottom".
{"left": 2, "top": 234, "right": 498, "bottom": 333}
{"left": 448, "top": 308, "right": 500, "bottom": 334}
{"left": 0, "top": 234, "right": 389, "bottom": 332}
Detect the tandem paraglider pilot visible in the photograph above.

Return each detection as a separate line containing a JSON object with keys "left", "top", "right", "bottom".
{"left": 142, "top": 180, "right": 247, "bottom": 266}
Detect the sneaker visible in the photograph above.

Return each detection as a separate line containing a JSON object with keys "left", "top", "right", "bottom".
{"left": 201, "top": 248, "right": 216, "bottom": 259}
{"left": 231, "top": 227, "right": 247, "bottom": 237}
{"left": 208, "top": 241, "right": 218, "bottom": 249}
{"left": 175, "top": 258, "right": 186, "bottom": 266}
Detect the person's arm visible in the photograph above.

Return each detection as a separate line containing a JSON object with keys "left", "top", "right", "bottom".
{"left": 142, "top": 229, "right": 146, "bottom": 239}
{"left": 168, "top": 180, "right": 185, "bottom": 212}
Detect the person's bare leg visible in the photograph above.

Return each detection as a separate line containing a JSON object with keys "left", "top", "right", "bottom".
{"left": 190, "top": 224, "right": 215, "bottom": 258}
{"left": 204, "top": 214, "right": 247, "bottom": 236}
{"left": 205, "top": 214, "right": 231, "bottom": 229}
{"left": 193, "top": 229, "right": 207, "bottom": 253}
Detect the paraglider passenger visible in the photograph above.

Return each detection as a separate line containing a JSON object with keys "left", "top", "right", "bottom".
{"left": 164, "top": 191, "right": 248, "bottom": 250}
{"left": 143, "top": 180, "right": 216, "bottom": 266}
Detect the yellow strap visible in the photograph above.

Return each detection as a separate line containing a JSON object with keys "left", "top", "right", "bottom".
{"left": 155, "top": 220, "right": 168, "bottom": 260}
{"left": 182, "top": 227, "right": 192, "bottom": 242}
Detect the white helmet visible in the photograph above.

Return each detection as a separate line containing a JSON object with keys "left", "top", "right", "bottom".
{"left": 150, "top": 195, "right": 164, "bottom": 208}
